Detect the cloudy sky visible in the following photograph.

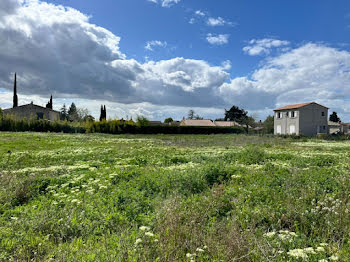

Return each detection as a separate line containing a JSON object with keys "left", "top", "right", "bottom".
{"left": 1, "top": 0, "right": 350, "bottom": 121}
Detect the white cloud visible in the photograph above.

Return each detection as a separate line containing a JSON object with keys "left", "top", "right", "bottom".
{"left": 195, "top": 10, "right": 205, "bottom": 17}
{"left": 1, "top": 0, "right": 350, "bottom": 121}
{"left": 147, "top": 0, "right": 181, "bottom": 8}
{"left": 206, "top": 34, "right": 229, "bottom": 45}
{"left": 221, "top": 60, "right": 231, "bottom": 71}
{"left": 189, "top": 18, "right": 195, "bottom": 24}
{"left": 243, "top": 38, "right": 290, "bottom": 56}
{"left": 207, "top": 17, "right": 233, "bottom": 27}
{"left": 145, "top": 40, "right": 167, "bottom": 51}
{"left": 220, "top": 43, "right": 350, "bottom": 120}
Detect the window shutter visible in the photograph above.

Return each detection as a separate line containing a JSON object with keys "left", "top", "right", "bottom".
{"left": 294, "top": 111, "right": 298, "bottom": 117}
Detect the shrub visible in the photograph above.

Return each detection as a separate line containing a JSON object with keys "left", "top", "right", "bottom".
{"left": 238, "top": 147, "right": 268, "bottom": 165}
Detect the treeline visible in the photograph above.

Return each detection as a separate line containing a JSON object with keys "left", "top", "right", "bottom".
{"left": 0, "top": 112, "right": 245, "bottom": 135}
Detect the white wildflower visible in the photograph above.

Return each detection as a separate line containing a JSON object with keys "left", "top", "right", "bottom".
{"left": 264, "top": 232, "right": 276, "bottom": 238}
{"left": 135, "top": 238, "right": 142, "bottom": 245}
{"left": 287, "top": 249, "right": 308, "bottom": 259}
{"left": 139, "top": 226, "right": 150, "bottom": 231}
{"left": 196, "top": 248, "right": 204, "bottom": 252}
{"left": 329, "top": 255, "right": 339, "bottom": 261}
{"left": 316, "top": 246, "right": 325, "bottom": 252}
{"left": 304, "top": 247, "right": 316, "bottom": 254}
{"left": 145, "top": 232, "right": 154, "bottom": 237}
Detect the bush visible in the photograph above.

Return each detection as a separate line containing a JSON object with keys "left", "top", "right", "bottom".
{"left": 238, "top": 147, "right": 268, "bottom": 165}
{"left": 0, "top": 115, "right": 245, "bottom": 135}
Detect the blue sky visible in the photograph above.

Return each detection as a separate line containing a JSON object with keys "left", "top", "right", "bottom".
{"left": 48, "top": 0, "right": 350, "bottom": 76}
{"left": 0, "top": 0, "right": 350, "bottom": 121}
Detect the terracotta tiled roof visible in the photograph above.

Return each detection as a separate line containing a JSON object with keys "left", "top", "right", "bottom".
{"left": 214, "top": 121, "right": 241, "bottom": 127}
{"left": 180, "top": 119, "right": 216, "bottom": 127}
{"left": 3, "top": 103, "right": 60, "bottom": 113}
{"left": 274, "top": 102, "right": 328, "bottom": 111}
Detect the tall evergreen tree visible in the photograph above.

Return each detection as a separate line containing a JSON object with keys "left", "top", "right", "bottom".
{"left": 46, "top": 95, "right": 53, "bottom": 109}
{"left": 187, "top": 109, "right": 195, "bottom": 119}
{"left": 329, "top": 112, "right": 340, "bottom": 123}
{"left": 99, "top": 105, "right": 104, "bottom": 121}
{"left": 103, "top": 105, "right": 107, "bottom": 120}
{"left": 67, "top": 103, "right": 79, "bottom": 122}
{"left": 13, "top": 73, "right": 18, "bottom": 108}
{"left": 60, "top": 104, "right": 68, "bottom": 120}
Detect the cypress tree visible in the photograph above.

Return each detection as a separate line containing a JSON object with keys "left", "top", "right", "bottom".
{"left": 46, "top": 95, "right": 53, "bottom": 109}
{"left": 99, "top": 105, "right": 104, "bottom": 121}
{"left": 13, "top": 73, "right": 18, "bottom": 108}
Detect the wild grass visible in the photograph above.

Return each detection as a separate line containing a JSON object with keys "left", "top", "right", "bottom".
{"left": 0, "top": 132, "right": 349, "bottom": 261}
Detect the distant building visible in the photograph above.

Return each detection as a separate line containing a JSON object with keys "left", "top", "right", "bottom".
{"left": 328, "top": 121, "right": 341, "bottom": 134}
{"left": 214, "top": 121, "right": 241, "bottom": 127}
{"left": 148, "top": 121, "right": 163, "bottom": 126}
{"left": 180, "top": 119, "right": 216, "bottom": 127}
{"left": 342, "top": 123, "right": 350, "bottom": 134}
{"left": 328, "top": 121, "right": 350, "bottom": 135}
{"left": 3, "top": 73, "right": 60, "bottom": 121}
{"left": 167, "top": 121, "right": 181, "bottom": 126}
{"left": 274, "top": 102, "right": 328, "bottom": 136}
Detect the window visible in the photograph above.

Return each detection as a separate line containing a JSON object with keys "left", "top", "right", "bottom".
{"left": 286, "top": 112, "right": 289, "bottom": 117}
{"left": 291, "top": 111, "right": 295, "bottom": 118}
{"left": 36, "top": 112, "right": 44, "bottom": 119}
{"left": 322, "top": 112, "right": 325, "bottom": 117}
{"left": 289, "top": 125, "right": 296, "bottom": 134}
{"left": 323, "top": 126, "right": 326, "bottom": 130}
{"left": 276, "top": 125, "right": 282, "bottom": 134}
{"left": 276, "top": 112, "right": 282, "bottom": 119}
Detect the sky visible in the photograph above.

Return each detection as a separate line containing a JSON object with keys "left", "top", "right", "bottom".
{"left": 0, "top": 0, "right": 350, "bottom": 121}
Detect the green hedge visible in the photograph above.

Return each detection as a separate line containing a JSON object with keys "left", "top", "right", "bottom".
{"left": 0, "top": 116, "right": 245, "bottom": 135}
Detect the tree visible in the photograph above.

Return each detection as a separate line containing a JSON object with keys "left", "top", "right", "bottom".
{"left": 60, "top": 104, "right": 68, "bottom": 121}
{"left": 263, "top": 115, "right": 274, "bottom": 134}
{"left": 188, "top": 110, "right": 195, "bottom": 120}
{"left": 83, "top": 115, "right": 95, "bottom": 122}
{"left": 224, "top": 106, "right": 248, "bottom": 122}
{"left": 77, "top": 108, "right": 91, "bottom": 121}
{"left": 46, "top": 95, "right": 53, "bottom": 109}
{"left": 194, "top": 114, "right": 203, "bottom": 120}
{"left": 164, "top": 117, "right": 173, "bottom": 124}
{"left": 329, "top": 112, "right": 340, "bottom": 123}
{"left": 136, "top": 116, "right": 149, "bottom": 126}
{"left": 224, "top": 105, "right": 251, "bottom": 133}
{"left": 67, "top": 103, "right": 79, "bottom": 122}
{"left": 99, "top": 105, "right": 107, "bottom": 121}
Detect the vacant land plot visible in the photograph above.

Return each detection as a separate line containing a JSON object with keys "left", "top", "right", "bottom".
{"left": 0, "top": 133, "right": 350, "bottom": 261}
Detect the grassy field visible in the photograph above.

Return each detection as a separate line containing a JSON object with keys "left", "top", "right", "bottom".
{"left": 0, "top": 133, "right": 350, "bottom": 261}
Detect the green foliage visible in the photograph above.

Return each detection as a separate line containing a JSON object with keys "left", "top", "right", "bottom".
{"left": 164, "top": 117, "right": 173, "bottom": 124}
{"left": 329, "top": 111, "right": 340, "bottom": 122}
{"left": 60, "top": 104, "right": 68, "bottom": 120}
{"left": 67, "top": 102, "right": 79, "bottom": 122}
{"left": 263, "top": 115, "right": 274, "bottom": 134}
{"left": 136, "top": 115, "right": 150, "bottom": 126}
{"left": 224, "top": 105, "right": 248, "bottom": 123}
{"left": 238, "top": 146, "right": 268, "bottom": 164}
{"left": 0, "top": 133, "right": 350, "bottom": 261}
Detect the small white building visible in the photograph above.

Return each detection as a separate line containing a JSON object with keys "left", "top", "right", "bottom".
{"left": 274, "top": 102, "right": 328, "bottom": 136}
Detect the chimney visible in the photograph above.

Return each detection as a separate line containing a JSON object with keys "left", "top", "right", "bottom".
{"left": 13, "top": 73, "right": 18, "bottom": 108}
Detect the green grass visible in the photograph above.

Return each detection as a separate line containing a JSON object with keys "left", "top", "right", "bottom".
{"left": 1, "top": 132, "right": 350, "bottom": 261}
